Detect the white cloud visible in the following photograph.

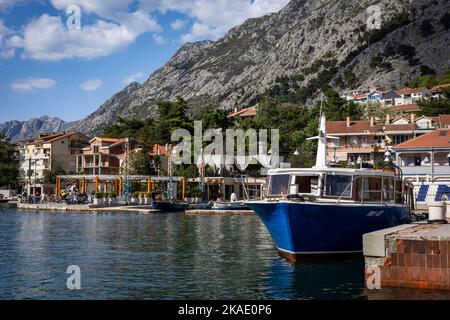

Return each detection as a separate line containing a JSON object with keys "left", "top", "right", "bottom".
{"left": 80, "top": 78, "right": 102, "bottom": 91}
{"left": 8, "top": 14, "right": 160, "bottom": 61}
{"left": 2, "top": 0, "right": 290, "bottom": 61}
{"left": 141, "top": 0, "right": 290, "bottom": 42}
{"left": 152, "top": 34, "right": 165, "bottom": 44}
{"left": 0, "top": 19, "right": 14, "bottom": 59}
{"left": 11, "top": 77, "right": 57, "bottom": 94}
{"left": 122, "top": 70, "right": 144, "bottom": 85}
{"left": 170, "top": 19, "right": 187, "bottom": 31}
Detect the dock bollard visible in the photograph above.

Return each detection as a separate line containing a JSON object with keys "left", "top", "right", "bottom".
{"left": 428, "top": 202, "right": 448, "bottom": 224}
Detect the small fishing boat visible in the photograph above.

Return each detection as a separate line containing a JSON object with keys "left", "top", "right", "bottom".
{"left": 212, "top": 201, "right": 250, "bottom": 211}
{"left": 150, "top": 190, "right": 188, "bottom": 212}
{"left": 245, "top": 114, "right": 415, "bottom": 261}
{"left": 151, "top": 200, "right": 189, "bottom": 212}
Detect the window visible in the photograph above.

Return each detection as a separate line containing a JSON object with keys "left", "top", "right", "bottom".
{"left": 383, "top": 178, "right": 395, "bottom": 203}
{"left": 355, "top": 177, "right": 382, "bottom": 202}
{"left": 361, "top": 136, "right": 368, "bottom": 146}
{"left": 268, "top": 175, "right": 290, "bottom": 196}
{"left": 395, "top": 180, "right": 404, "bottom": 204}
{"left": 325, "top": 175, "right": 352, "bottom": 197}
{"left": 93, "top": 146, "right": 100, "bottom": 153}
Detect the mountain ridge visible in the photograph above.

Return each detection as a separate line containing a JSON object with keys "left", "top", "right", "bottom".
{"left": 2, "top": 0, "right": 450, "bottom": 142}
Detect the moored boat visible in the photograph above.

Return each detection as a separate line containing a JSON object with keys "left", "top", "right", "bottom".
{"left": 212, "top": 201, "right": 250, "bottom": 211}
{"left": 245, "top": 114, "right": 415, "bottom": 261}
{"left": 151, "top": 200, "right": 189, "bottom": 212}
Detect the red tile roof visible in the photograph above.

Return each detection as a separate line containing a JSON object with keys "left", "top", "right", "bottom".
{"left": 151, "top": 144, "right": 169, "bottom": 156}
{"left": 228, "top": 106, "right": 257, "bottom": 118}
{"left": 25, "top": 131, "right": 80, "bottom": 143}
{"left": 353, "top": 93, "right": 369, "bottom": 99}
{"left": 326, "top": 120, "right": 383, "bottom": 134}
{"left": 395, "top": 87, "right": 427, "bottom": 95}
{"left": 431, "top": 83, "right": 450, "bottom": 93}
{"left": 384, "top": 124, "right": 417, "bottom": 131}
{"left": 437, "top": 115, "right": 450, "bottom": 127}
{"left": 90, "top": 137, "right": 124, "bottom": 143}
{"left": 395, "top": 129, "right": 450, "bottom": 149}
{"left": 386, "top": 104, "right": 420, "bottom": 113}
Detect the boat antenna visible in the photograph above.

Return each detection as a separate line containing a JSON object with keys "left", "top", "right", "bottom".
{"left": 319, "top": 92, "right": 324, "bottom": 119}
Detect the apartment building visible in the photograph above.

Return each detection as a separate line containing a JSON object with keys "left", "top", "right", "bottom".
{"left": 325, "top": 114, "right": 447, "bottom": 166}
{"left": 76, "top": 137, "right": 138, "bottom": 175}
{"left": 18, "top": 132, "right": 89, "bottom": 194}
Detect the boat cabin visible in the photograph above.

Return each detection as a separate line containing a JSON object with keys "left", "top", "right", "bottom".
{"left": 266, "top": 168, "right": 414, "bottom": 208}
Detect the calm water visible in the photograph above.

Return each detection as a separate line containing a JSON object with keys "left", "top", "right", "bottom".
{"left": 0, "top": 206, "right": 448, "bottom": 300}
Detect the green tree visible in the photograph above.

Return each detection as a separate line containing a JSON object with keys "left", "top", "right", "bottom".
{"left": 419, "top": 89, "right": 450, "bottom": 116}
{"left": 155, "top": 97, "right": 193, "bottom": 144}
{"left": 198, "top": 108, "right": 233, "bottom": 130}
{"left": 128, "top": 150, "right": 158, "bottom": 176}
{"left": 323, "top": 88, "right": 363, "bottom": 121}
{"left": 43, "top": 166, "right": 66, "bottom": 184}
{"left": 0, "top": 133, "right": 18, "bottom": 188}
{"left": 102, "top": 117, "right": 145, "bottom": 139}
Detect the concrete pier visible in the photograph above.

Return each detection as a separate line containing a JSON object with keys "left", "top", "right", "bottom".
{"left": 364, "top": 221, "right": 450, "bottom": 290}
{"left": 17, "top": 203, "right": 161, "bottom": 214}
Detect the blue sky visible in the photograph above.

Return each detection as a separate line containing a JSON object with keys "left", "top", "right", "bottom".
{"left": 0, "top": 0, "right": 289, "bottom": 123}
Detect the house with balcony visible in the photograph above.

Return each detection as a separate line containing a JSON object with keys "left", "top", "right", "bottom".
{"left": 325, "top": 114, "right": 439, "bottom": 166}
{"left": 395, "top": 87, "right": 431, "bottom": 104}
{"left": 18, "top": 132, "right": 89, "bottom": 195}
{"left": 76, "top": 137, "right": 138, "bottom": 176}
{"left": 326, "top": 117, "right": 386, "bottom": 165}
{"left": 393, "top": 129, "right": 450, "bottom": 182}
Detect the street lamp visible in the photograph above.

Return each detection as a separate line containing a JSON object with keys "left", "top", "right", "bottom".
{"left": 357, "top": 156, "right": 363, "bottom": 170}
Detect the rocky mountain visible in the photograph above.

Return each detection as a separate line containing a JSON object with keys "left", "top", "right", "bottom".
{"left": 2, "top": 0, "right": 450, "bottom": 141}
{"left": 0, "top": 116, "right": 67, "bottom": 142}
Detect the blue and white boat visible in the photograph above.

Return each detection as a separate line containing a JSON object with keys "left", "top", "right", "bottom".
{"left": 245, "top": 114, "right": 415, "bottom": 261}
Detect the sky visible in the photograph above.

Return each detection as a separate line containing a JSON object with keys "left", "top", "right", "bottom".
{"left": 0, "top": 0, "right": 290, "bottom": 123}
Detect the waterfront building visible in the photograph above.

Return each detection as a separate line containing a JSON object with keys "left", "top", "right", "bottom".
{"left": 76, "top": 137, "right": 138, "bottom": 176}
{"left": 392, "top": 128, "right": 450, "bottom": 209}
{"left": 325, "top": 114, "right": 443, "bottom": 166}
{"left": 393, "top": 128, "right": 450, "bottom": 181}
{"left": 18, "top": 132, "right": 89, "bottom": 195}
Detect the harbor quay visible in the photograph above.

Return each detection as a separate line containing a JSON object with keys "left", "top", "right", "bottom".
{"left": 364, "top": 219, "right": 450, "bottom": 291}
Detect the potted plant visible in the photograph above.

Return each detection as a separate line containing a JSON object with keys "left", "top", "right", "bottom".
{"left": 94, "top": 192, "right": 104, "bottom": 206}
{"left": 131, "top": 192, "right": 139, "bottom": 204}
{"left": 109, "top": 192, "right": 117, "bottom": 205}
{"left": 139, "top": 192, "right": 146, "bottom": 205}
{"left": 144, "top": 193, "right": 151, "bottom": 205}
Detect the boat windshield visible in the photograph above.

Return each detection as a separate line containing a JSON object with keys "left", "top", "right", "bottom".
{"left": 325, "top": 175, "right": 352, "bottom": 197}
{"left": 268, "top": 174, "right": 290, "bottom": 196}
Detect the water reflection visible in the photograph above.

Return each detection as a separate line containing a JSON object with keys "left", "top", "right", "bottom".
{"left": 0, "top": 209, "right": 445, "bottom": 300}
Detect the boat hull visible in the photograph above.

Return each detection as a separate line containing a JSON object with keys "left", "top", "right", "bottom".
{"left": 246, "top": 201, "right": 412, "bottom": 259}
{"left": 151, "top": 201, "right": 189, "bottom": 212}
